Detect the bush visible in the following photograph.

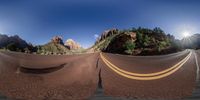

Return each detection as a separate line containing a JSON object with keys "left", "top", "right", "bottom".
{"left": 158, "top": 41, "right": 167, "bottom": 52}
{"left": 123, "top": 40, "right": 135, "bottom": 54}
{"left": 144, "top": 35, "right": 150, "bottom": 47}
{"left": 6, "top": 43, "right": 17, "bottom": 51}
{"left": 136, "top": 32, "right": 143, "bottom": 46}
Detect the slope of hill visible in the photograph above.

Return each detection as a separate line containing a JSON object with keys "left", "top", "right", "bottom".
{"left": 0, "top": 34, "right": 30, "bottom": 52}
{"left": 36, "top": 36, "right": 71, "bottom": 55}
{"left": 92, "top": 29, "right": 120, "bottom": 51}
{"left": 0, "top": 34, "right": 86, "bottom": 55}
{"left": 91, "top": 27, "right": 182, "bottom": 55}
{"left": 37, "top": 43, "right": 71, "bottom": 55}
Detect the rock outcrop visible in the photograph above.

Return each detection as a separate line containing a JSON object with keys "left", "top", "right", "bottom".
{"left": 37, "top": 36, "right": 70, "bottom": 55}
{"left": 64, "top": 39, "right": 81, "bottom": 50}
{"left": 105, "top": 32, "right": 137, "bottom": 54}
{"left": 37, "top": 36, "right": 83, "bottom": 55}
{"left": 95, "top": 29, "right": 119, "bottom": 44}
{"left": 92, "top": 27, "right": 182, "bottom": 55}
{"left": 51, "top": 36, "right": 64, "bottom": 45}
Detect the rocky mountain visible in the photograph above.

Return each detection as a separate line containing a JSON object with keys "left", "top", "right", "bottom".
{"left": 37, "top": 36, "right": 71, "bottom": 55}
{"left": 51, "top": 36, "right": 64, "bottom": 45}
{"left": 0, "top": 34, "right": 30, "bottom": 51}
{"left": 92, "top": 27, "right": 182, "bottom": 55}
{"left": 0, "top": 34, "right": 84, "bottom": 55}
{"left": 92, "top": 29, "right": 121, "bottom": 51}
{"left": 95, "top": 29, "right": 119, "bottom": 44}
{"left": 64, "top": 39, "right": 81, "bottom": 50}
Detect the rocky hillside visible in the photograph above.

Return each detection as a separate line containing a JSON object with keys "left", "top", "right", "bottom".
{"left": 36, "top": 36, "right": 71, "bottom": 55}
{"left": 92, "top": 27, "right": 182, "bottom": 55}
{"left": 51, "top": 36, "right": 64, "bottom": 45}
{"left": 92, "top": 29, "right": 120, "bottom": 51}
{"left": 0, "top": 34, "right": 32, "bottom": 52}
{"left": 36, "top": 36, "right": 84, "bottom": 55}
{"left": 0, "top": 34, "right": 84, "bottom": 55}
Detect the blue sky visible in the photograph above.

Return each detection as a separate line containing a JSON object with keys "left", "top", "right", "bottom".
{"left": 0, "top": 0, "right": 200, "bottom": 48}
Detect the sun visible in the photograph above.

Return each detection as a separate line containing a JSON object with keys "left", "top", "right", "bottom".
{"left": 183, "top": 31, "right": 190, "bottom": 38}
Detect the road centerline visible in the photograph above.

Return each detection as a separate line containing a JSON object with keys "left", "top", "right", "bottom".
{"left": 100, "top": 51, "right": 192, "bottom": 80}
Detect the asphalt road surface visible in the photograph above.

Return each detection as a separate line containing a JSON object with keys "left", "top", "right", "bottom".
{"left": 100, "top": 50, "right": 198, "bottom": 99}
{"left": 0, "top": 52, "right": 99, "bottom": 100}
{"left": 0, "top": 50, "right": 200, "bottom": 100}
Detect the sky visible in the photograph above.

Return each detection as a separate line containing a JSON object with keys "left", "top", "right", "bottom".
{"left": 0, "top": 0, "right": 200, "bottom": 48}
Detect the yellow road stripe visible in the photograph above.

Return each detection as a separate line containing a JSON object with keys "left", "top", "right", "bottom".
{"left": 101, "top": 52, "right": 191, "bottom": 77}
{"left": 100, "top": 52, "right": 191, "bottom": 80}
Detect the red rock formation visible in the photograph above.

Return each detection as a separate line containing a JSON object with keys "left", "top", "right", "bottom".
{"left": 64, "top": 39, "right": 81, "bottom": 50}
{"left": 51, "top": 36, "right": 64, "bottom": 45}
{"left": 95, "top": 29, "right": 119, "bottom": 44}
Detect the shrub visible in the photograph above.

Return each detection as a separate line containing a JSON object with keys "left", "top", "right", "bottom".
{"left": 6, "top": 43, "right": 17, "bottom": 51}
{"left": 158, "top": 41, "right": 167, "bottom": 52}
{"left": 123, "top": 40, "right": 135, "bottom": 54}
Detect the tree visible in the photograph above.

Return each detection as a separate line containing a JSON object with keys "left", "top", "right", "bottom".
{"left": 158, "top": 41, "right": 167, "bottom": 52}
{"left": 6, "top": 43, "right": 17, "bottom": 51}
{"left": 123, "top": 40, "right": 135, "bottom": 54}
{"left": 143, "top": 35, "right": 150, "bottom": 47}
{"left": 136, "top": 32, "right": 143, "bottom": 47}
{"left": 153, "top": 27, "right": 164, "bottom": 34}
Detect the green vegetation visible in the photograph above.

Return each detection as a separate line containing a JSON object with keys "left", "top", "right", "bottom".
{"left": 93, "top": 27, "right": 182, "bottom": 55}
{"left": 6, "top": 43, "right": 18, "bottom": 51}
{"left": 135, "top": 32, "right": 151, "bottom": 48}
{"left": 158, "top": 41, "right": 168, "bottom": 52}
{"left": 5, "top": 43, "right": 27, "bottom": 52}
{"left": 123, "top": 40, "right": 135, "bottom": 54}
{"left": 36, "top": 43, "right": 71, "bottom": 55}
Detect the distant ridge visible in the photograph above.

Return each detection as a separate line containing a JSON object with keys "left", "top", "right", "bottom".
{"left": 0, "top": 34, "right": 31, "bottom": 52}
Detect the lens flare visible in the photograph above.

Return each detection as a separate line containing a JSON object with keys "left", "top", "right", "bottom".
{"left": 183, "top": 32, "right": 190, "bottom": 38}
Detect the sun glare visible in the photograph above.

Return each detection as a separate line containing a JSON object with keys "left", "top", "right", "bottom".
{"left": 183, "top": 31, "right": 190, "bottom": 38}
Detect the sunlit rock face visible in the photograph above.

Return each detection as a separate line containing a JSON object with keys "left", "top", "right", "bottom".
{"left": 64, "top": 39, "right": 81, "bottom": 50}
{"left": 95, "top": 29, "right": 119, "bottom": 44}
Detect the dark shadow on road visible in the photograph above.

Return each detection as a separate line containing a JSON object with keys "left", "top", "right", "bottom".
{"left": 98, "top": 68, "right": 103, "bottom": 89}
{"left": 96, "top": 58, "right": 100, "bottom": 69}
{"left": 19, "top": 63, "right": 66, "bottom": 74}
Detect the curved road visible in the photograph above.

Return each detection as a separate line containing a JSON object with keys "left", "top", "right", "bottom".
{"left": 99, "top": 50, "right": 198, "bottom": 99}
{"left": 0, "top": 50, "right": 199, "bottom": 100}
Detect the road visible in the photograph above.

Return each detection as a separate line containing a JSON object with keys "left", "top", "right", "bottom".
{"left": 99, "top": 50, "right": 198, "bottom": 99}
{"left": 0, "top": 51, "right": 99, "bottom": 100}
{"left": 0, "top": 50, "right": 199, "bottom": 100}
